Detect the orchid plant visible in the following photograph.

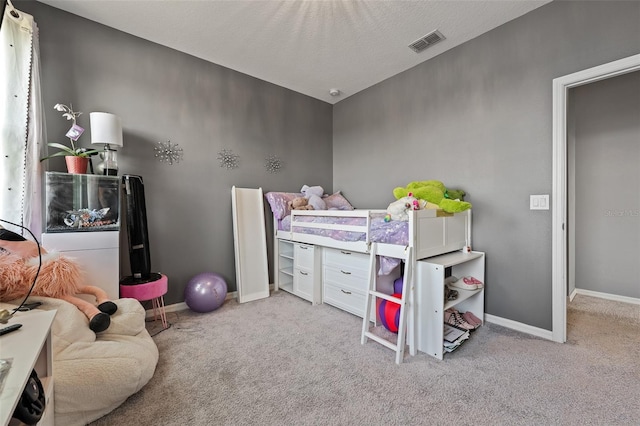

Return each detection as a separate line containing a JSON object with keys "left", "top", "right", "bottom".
{"left": 40, "top": 103, "right": 100, "bottom": 161}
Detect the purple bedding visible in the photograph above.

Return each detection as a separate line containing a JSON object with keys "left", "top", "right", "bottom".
{"left": 281, "top": 214, "right": 408, "bottom": 245}
{"left": 280, "top": 213, "right": 408, "bottom": 274}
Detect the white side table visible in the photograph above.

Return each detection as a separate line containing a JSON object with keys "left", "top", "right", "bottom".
{"left": 0, "top": 307, "right": 56, "bottom": 426}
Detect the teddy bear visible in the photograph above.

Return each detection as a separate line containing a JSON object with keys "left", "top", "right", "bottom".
{"left": 384, "top": 192, "right": 427, "bottom": 221}
{"left": 0, "top": 226, "right": 117, "bottom": 332}
{"left": 288, "top": 197, "right": 314, "bottom": 210}
{"left": 392, "top": 180, "right": 471, "bottom": 213}
{"left": 301, "top": 185, "right": 326, "bottom": 210}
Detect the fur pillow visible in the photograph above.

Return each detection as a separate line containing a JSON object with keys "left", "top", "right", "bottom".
{"left": 0, "top": 251, "right": 84, "bottom": 301}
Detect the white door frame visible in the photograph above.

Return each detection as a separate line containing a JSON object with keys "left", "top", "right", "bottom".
{"left": 552, "top": 53, "right": 640, "bottom": 343}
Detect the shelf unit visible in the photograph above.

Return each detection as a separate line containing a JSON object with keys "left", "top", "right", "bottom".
{"left": 276, "top": 239, "right": 294, "bottom": 294}
{"left": 0, "top": 308, "right": 56, "bottom": 426}
{"left": 415, "top": 251, "right": 485, "bottom": 360}
{"left": 275, "top": 239, "right": 321, "bottom": 304}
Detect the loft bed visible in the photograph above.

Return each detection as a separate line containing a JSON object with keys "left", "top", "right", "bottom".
{"left": 266, "top": 191, "right": 471, "bottom": 267}
{"left": 265, "top": 190, "right": 473, "bottom": 363}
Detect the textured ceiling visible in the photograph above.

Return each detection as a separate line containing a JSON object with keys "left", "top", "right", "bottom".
{"left": 36, "top": 0, "right": 551, "bottom": 104}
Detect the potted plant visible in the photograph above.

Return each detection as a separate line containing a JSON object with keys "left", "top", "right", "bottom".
{"left": 40, "top": 103, "right": 100, "bottom": 173}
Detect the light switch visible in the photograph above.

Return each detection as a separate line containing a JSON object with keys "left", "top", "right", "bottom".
{"left": 530, "top": 194, "right": 549, "bottom": 210}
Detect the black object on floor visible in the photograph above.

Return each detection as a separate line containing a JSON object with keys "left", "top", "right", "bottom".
{"left": 122, "top": 175, "right": 151, "bottom": 280}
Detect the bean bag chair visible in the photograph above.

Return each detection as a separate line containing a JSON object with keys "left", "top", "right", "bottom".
{"left": 8, "top": 296, "right": 158, "bottom": 425}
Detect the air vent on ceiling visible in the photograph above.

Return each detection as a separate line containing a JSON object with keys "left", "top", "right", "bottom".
{"left": 408, "top": 30, "right": 445, "bottom": 53}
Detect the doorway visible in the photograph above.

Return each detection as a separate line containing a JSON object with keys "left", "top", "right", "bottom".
{"left": 569, "top": 71, "right": 640, "bottom": 303}
{"left": 551, "top": 53, "right": 640, "bottom": 343}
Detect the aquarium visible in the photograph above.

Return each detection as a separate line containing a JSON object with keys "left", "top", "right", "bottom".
{"left": 45, "top": 172, "right": 120, "bottom": 232}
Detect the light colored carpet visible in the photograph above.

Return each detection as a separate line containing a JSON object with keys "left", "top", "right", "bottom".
{"left": 89, "top": 293, "right": 640, "bottom": 425}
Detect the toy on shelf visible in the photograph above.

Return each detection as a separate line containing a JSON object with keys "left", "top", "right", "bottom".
{"left": 300, "top": 185, "right": 326, "bottom": 210}
{"left": 392, "top": 180, "right": 471, "bottom": 213}
{"left": 384, "top": 192, "right": 426, "bottom": 222}
{"left": 288, "top": 197, "right": 313, "bottom": 210}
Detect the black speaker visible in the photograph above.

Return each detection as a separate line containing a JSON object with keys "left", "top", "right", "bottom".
{"left": 122, "top": 175, "right": 151, "bottom": 280}
{"left": 12, "top": 369, "right": 45, "bottom": 425}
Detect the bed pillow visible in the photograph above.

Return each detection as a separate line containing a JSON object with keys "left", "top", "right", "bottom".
{"left": 323, "top": 191, "right": 355, "bottom": 210}
{"left": 265, "top": 192, "right": 302, "bottom": 220}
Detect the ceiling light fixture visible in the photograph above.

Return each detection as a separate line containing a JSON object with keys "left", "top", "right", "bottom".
{"left": 329, "top": 89, "right": 341, "bottom": 97}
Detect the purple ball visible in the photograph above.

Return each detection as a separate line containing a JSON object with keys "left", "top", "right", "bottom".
{"left": 184, "top": 272, "right": 228, "bottom": 313}
{"left": 393, "top": 276, "right": 404, "bottom": 294}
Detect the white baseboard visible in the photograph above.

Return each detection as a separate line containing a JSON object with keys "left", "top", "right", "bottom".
{"left": 574, "top": 288, "right": 640, "bottom": 305}
{"left": 150, "top": 287, "right": 557, "bottom": 343}
{"left": 160, "top": 302, "right": 188, "bottom": 315}
{"left": 483, "top": 290, "right": 640, "bottom": 341}
{"left": 484, "top": 314, "right": 554, "bottom": 341}
{"left": 569, "top": 288, "right": 577, "bottom": 302}
{"left": 145, "top": 290, "right": 239, "bottom": 318}
{"left": 151, "top": 288, "right": 557, "bottom": 343}
{"left": 145, "top": 285, "right": 276, "bottom": 318}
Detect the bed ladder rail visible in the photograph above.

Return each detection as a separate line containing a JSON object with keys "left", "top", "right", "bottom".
{"left": 360, "top": 243, "right": 414, "bottom": 364}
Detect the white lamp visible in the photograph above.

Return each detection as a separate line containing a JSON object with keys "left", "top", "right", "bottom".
{"left": 90, "top": 112, "right": 123, "bottom": 176}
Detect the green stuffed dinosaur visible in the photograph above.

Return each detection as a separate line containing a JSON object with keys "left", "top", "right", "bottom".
{"left": 392, "top": 180, "right": 471, "bottom": 213}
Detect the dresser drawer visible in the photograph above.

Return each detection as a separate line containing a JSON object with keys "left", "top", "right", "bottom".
{"left": 323, "top": 248, "right": 369, "bottom": 272}
{"left": 294, "top": 243, "right": 315, "bottom": 269}
{"left": 294, "top": 268, "right": 314, "bottom": 302}
{"left": 323, "top": 265, "right": 368, "bottom": 293}
{"left": 323, "top": 281, "right": 366, "bottom": 318}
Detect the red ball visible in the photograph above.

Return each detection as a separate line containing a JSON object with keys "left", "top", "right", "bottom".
{"left": 378, "top": 293, "right": 402, "bottom": 333}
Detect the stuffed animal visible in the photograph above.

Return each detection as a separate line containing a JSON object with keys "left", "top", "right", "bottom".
{"left": 300, "top": 185, "right": 326, "bottom": 210}
{"left": 392, "top": 180, "right": 471, "bottom": 213}
{"left": 384, "top": 192, "right": 426, "bottom": 221}
{"left": 0, "top": 227, "right": 117, "bottom": 332}
{"left": 288, "top": 197, "right": 313, "bottom": 210}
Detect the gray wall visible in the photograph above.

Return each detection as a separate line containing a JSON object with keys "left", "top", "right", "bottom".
{"left": 17, "top": 1, "right": 640, "bottom": 330}
{"left": 572, "top": 71, "right": 640, "bottom": 298}
{"left": 19, "top": 1, "right": 333, "bottom": 304}
{"left": 333, "top": 1, "right": 640, "bottom": 330}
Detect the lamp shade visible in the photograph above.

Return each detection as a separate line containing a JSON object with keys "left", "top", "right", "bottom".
{"left": 90, "top": 112, "right": 123, "bottom": 147}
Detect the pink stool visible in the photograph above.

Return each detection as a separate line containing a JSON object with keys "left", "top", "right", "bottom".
{"left": 120, "top": 274, "right": 169, "bottom": 329}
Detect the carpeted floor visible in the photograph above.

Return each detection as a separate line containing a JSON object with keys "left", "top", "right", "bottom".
{"left": 89, "top": 292, "right": 640, "bottom": 425}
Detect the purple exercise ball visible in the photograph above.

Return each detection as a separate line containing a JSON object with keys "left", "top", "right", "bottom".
{"left": 184, "top": 272, "right": 228, "bottom": 313}
{"left": 393, "top": 276, "right": 404, "bottom": 294}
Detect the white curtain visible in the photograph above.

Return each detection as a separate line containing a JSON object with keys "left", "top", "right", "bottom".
{"left": 0, "top": 3, "right": 45, "bottom": 237}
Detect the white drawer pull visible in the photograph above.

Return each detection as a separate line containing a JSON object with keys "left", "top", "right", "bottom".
{"left": 300, "top": 271, "right": 308, "bottom": 276}
{"left": 340, "top": 270, "right": 351, "bottom": 275}
{"left": 341, "top": 289, "right": 352, "bottom": 294}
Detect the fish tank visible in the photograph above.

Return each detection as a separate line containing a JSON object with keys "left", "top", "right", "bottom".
{"left": 45, "top": 172, "right": 120, "bottom": 232}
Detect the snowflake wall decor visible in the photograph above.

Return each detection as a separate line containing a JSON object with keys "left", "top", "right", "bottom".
{"left": 265, "top": 155, "right": 283, "bottom": 173}
{"left": 217, "top": 149, "right": 239, "bottom": 170}
{"left": 154, "top": 140, "right": 184, "bottom": 165}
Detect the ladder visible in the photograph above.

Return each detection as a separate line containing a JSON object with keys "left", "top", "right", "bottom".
{"left": 361, "top": 243, "right": 414, "bottom": 364}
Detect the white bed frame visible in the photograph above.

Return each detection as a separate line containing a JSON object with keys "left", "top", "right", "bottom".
{"left": 274, "top": 208, "right": 471, "bottom": 260}
{"left": 273, "top": 207, "right": 473, "bottom": 361}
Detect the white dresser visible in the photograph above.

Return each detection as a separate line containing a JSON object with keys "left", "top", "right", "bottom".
{"left": 322, "top": 248, "right": 370, "bottom": 318}
{"left": 40, "top": 231, "right": 120, "bottom": 300}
